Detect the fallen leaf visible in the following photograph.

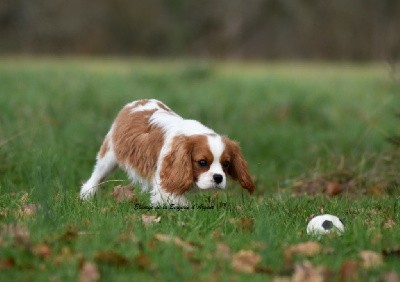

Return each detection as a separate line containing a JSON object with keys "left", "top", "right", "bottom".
{"left": 368, "top": 183, "right": 387, "bottom": 196}
{"left": 382, "top": 271, "right": 400, "bottom": 282}
{"left": 238, "top": 217, "right": 254, "bottom": 231}
{"left": 32, "top": 243, "right": 52, "bottom": 259}
{"left": 134, "top": 253, "right": 153, "bottom": 270}
{"left": 215, "top": 243, "right": 232, "bottom": 260}
{"left": 292, "top": 261, "right": 326, "bottom": 282}
{"left": 211, "top": 228, "right": 223, "bottom": 240}
{"left": 339, "top": 260, "right": 359, "bottom": 281}
{"left": 58, "top": 226, "right": 78, "bottom": 242}
{"left": 154, "top": 233, "right": 195, "bottom": 252}
{"left": 289, "top": 242, "right": 322, "bottom": 256}
{"left": 110, "top": 185, "right": 136, "bottom": 202}
{"left": 79, "top": 261, "right": 100, "bottom": 282}
{"left": 141, "top": 214, "right": 161, "bottom": 227}
{"left": 18, "top": 203, "right": 40, "bottom": 217}
{"left": 384, "top": 219, "right": 396, "bottom": 229}
{"left": 94, "top": 251, "right": 130, "bottom": 266}
{"left": 284, "top": 242, "right": 322, "bottom": 265}
{"left": 0, "top": 258, "right": 15, "bottom": 269}
{"left": 325, "top": 181, "right": 343, "bottom": 196}
{"left": 231, "top": 250, "right": 261, "bottom": 273}
{"left": 359, "top": 250, "right": 383, "bottom": 269}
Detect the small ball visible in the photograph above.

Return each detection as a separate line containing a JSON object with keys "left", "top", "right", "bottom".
{"left": 307, "top": 214, "right": 344, "bottom": 235}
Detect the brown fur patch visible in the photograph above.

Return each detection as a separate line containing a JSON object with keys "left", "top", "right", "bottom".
{"left": 98, "top": 135, "right": 110, "bottom": 158}
{"left": 190, "top": 135, "right": 213, "bottom": 181}
{"left": 222, "top": 137, "right": 255, "bottom": 193}
{"left": 160, "top": 135, "right": 194, "bottom": 195}
{"left": 160, "top": 135, "right": 214, "bottom": 195}
{"left": 157, "top": 101, "right": 172, "bottom": 113}
{"left": 129, "top": 99, "right": 150, "bottom": 109}
{"left": 112, "top": 107, "right": 164, "bottom": 179}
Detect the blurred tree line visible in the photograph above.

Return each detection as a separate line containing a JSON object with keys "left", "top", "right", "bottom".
{"left": 0, "top": 0, "right": 399, "bottom": 60}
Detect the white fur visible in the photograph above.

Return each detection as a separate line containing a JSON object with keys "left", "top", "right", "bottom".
{"left": 80, "top": 133, "right": 117, "bottom": 199}
{"left": 196, "top": 135, "right": 226, "bottom": 189}
{"left": 80, "top": 99, "right": 228, "bottom": 206}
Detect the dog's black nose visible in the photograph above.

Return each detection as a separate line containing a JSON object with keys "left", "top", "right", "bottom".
{"left": 213, "top": 174, "right": 223, "bottom": 184}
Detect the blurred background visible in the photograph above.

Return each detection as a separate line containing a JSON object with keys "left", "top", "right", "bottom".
{"left": 0, "top": 0, "right": 399, "bottom": 61}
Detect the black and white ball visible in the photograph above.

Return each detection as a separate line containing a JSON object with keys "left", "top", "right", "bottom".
{"left": 307, "top": 214, "right": 344, "bottom": 235}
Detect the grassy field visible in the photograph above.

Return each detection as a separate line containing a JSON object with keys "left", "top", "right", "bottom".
{"left": 0, "top": 58, "right": 400, "bottom": 281}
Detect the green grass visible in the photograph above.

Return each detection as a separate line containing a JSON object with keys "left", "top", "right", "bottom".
{"left": 0, "top": 58, "right": 400, "bottom": 281}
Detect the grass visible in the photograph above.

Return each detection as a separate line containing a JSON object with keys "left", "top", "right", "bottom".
{"left": 0, "top": 57, "right": 400, "bottom": 281}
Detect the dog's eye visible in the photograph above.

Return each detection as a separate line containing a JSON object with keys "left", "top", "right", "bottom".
{"left": 198, "top": 160, "right": 208, "bottom": 167}
{"left": 222, "top": 161, "right": 230, "bottom": 169}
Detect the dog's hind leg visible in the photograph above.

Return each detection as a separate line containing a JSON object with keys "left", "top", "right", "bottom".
{"left": 80, "top": 136, "right": 117, "bottom": 200}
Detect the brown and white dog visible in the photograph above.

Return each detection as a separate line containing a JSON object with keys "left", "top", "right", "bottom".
{"left": 80, "top": 99, "right": 254, "bottom": 206}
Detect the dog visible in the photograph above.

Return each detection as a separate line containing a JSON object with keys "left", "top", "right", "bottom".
{"left": 80, "top": 99, "right": 254, "bottom": 206}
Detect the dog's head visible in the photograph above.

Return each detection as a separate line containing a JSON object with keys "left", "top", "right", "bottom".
{"left": 160, "top": 134, "right": 254, "bottom": 195}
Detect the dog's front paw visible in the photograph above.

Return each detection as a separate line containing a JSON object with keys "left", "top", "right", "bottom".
{"left": 80, "top": 183, "right": 97, "bottom": 200}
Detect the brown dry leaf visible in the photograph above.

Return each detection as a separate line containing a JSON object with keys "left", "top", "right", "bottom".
{"left": 134, "top": 253, "right": 153, "bottom": 270}
{"left": 1, "top": 223, "right": 31, "bottom": 246}
{"left": 238, "top": 217, "right": 254, "bottom": 231}
{"left": 0, "top": 258, "right": 15, "bottom": 269}
{"left": 216, "top": 243, "right": 232, "bottom": 260}
{"left": 368, "top": 183, "right": 387, "bottom": 196}
{"left": 94, "top": 251, "right": 130, "bottom": 266}
{"left": 141, "top": 214, "right": 161, "bottom": 227}
{"left": 211, "top": 228, "right": 223, "bottom": 240}
{"left": 79, "top": 261, "right": 100, "bottom": 282}
{"left": 18, "top": 204, "right": 40, "bottom": 217}
{"left": 325, "top": 181, "right": 343, "bottom": 196}
{"left": 292, "top": 261, "right": 326, "bottom": 282}
{"left": 339, "top": 260, "right": 359, "bottom": 281}
{"left": 382, "top": 271, "right": 400, "bottom": 282}
{"left": 32, "top": 243, "right": 52, "bottom": 259}
{"left": 359, "top": 250, "right": 383, "bottom": 269}
{"left": 58, "top": 226, "right": 79, "bottom": 242}
{"left": 284, "top": 242, "right": 322, "bottom": 265}
{"left": 384, "top": 219, "right": 396, "bottom": 229}
{"left": 154, "top": 233, "right": 195, "bottom": 252}
{"left": 110, "top": 185, "right": 136, "bottom": 202}
{"left": 289, "top": 242, "right": 322, "bottom": 256}
{"left": 231, "top": 250, "right": 261, "bottom": 273}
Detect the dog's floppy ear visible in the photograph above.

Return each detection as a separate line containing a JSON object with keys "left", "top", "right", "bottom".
{"left": 160, "top": 135, "right": 193, "bottom": 195}
{"left": 223, "top": 137, "right": 255, "bottom": 193}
